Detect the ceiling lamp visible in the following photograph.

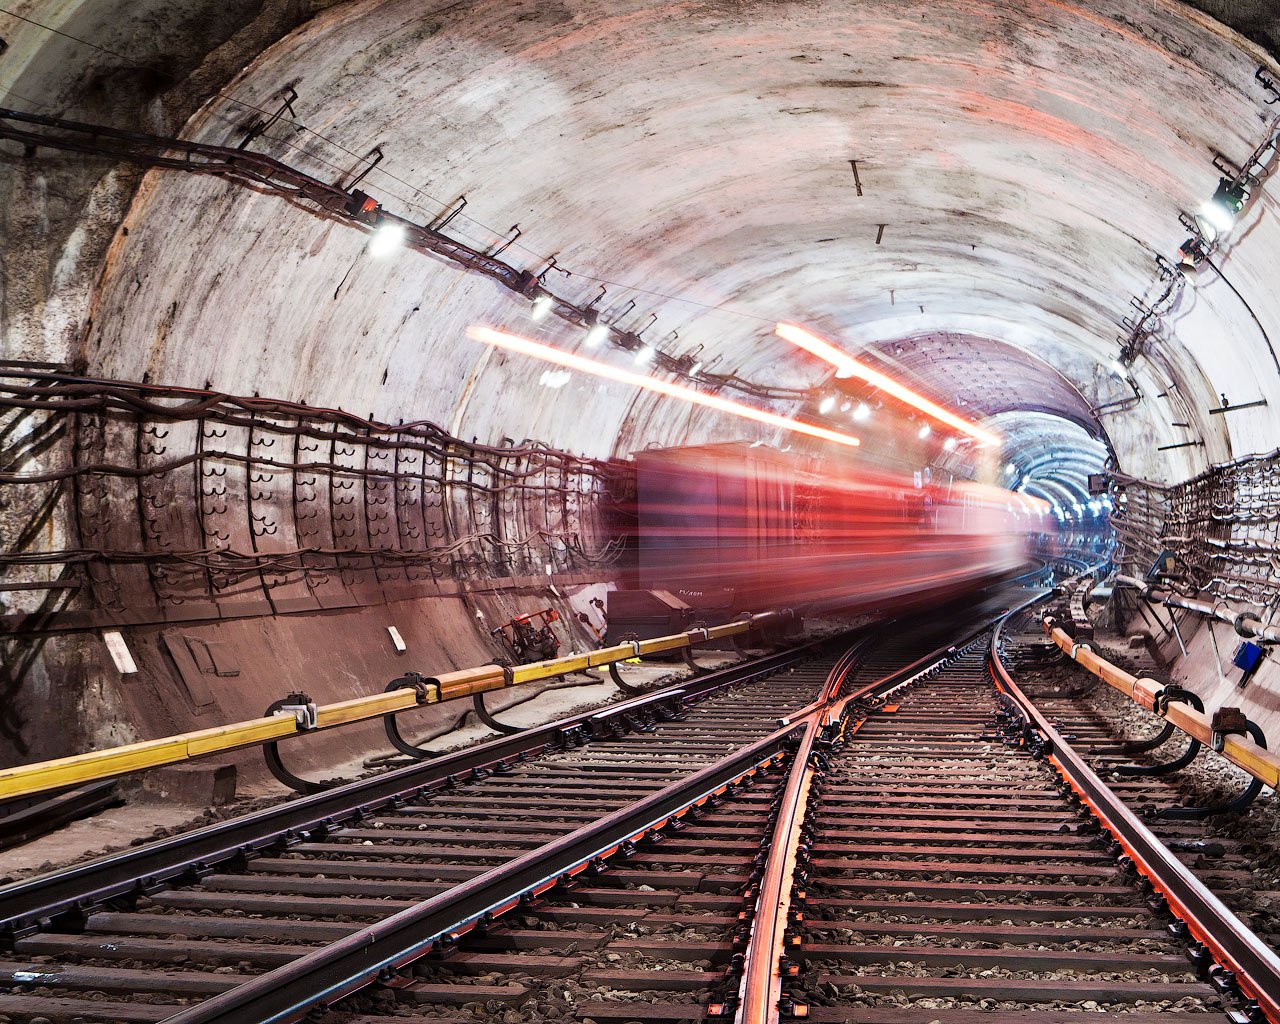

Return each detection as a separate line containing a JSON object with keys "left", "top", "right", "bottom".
{"left": 819, "top": 395, "right": 837, "bottom": 414}
{"left": 774, "top": 324, "right": 1000, "bottom": 446}
{"left": 1176, "top": 235, "right": 1208, "bottom": 275}
{"left": 368, "top": 222, "right": 406, "bottom": 258}
{"left": 530, "top": 293, "right": 554, "bottom": 321}
{"left": 1200, "top": 177, "right": 1247, "bottom": 236}
{"left": 585, "top": 322, "right": 609, "bottom": 348}
{"left": 468, "top": 325, "right": 861, "bottom": 449}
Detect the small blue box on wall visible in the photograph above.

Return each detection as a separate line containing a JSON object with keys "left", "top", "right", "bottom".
{"left": 1232, "top": 641, "right": 1263, "bottom": 673}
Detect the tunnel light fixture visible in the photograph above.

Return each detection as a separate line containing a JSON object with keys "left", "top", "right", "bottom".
{"left": 688, "top": 361, "right": 703, "bottom": 376}
{"left": 634, "top": 345, "right": 655, "bottom": 366}
{"left": 852, "top": 402, "right": 871, "bottom": 422}
{"left": 917, "top": 423, "right": 931, "bottom": 439}
{"left": 584, "top": 322, "right": 609, "bottom": 348}
{"left": 368, "top": 222, "right": 406, "bottom": 258}
{"left": 1191, "top": 214, "right": 1218, "bottom": 245}
{"left": 840, "top": 400, "right": 852, "bottom": 412}
{"left": 774, "top": 324, "right": 1001, "bottom": 446}
{"left": 818, "top": 395, "right": 837, "bottom": 414}
{"left": 530, "top": 293, "right": 554, "bottom": 322}
{"left": 468, "top": 325, "right": 861, "bottom": 448}
{"left": 1202, "top": 177, "right": 1247, "bottom": 236}
{"left": 1177, "top": 236, "right": 1208, "bottom": 275}
{"left": 942, "top": 437, "right": 957, "bottom": 452}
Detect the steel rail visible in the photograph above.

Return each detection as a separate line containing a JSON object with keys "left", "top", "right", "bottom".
{"left": 733, "top": 642, "right": 864, "bottom": 1022}
{"left": 0, "top": 609, "right": 792, "bottom": 803}
{"left": 0, "top": 635, "right": 821, "bottom": 938}
{"left": 159, "top": 726, "right": 803, "bottom": 1024}
{"left": 730, "top": 594, "right": 1050, "bottom": 1023}
{"left": 991, "top": 617, "right": 1280, "bottom": 1023}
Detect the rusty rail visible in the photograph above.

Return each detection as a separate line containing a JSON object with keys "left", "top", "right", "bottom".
{"left": 994, "top": 619, "right": 1280, "bottom": 1023}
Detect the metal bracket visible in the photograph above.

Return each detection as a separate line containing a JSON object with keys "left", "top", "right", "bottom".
{"left": 473, "top": 692, "right": 522, "bottom": 735}
{"left": 279, "top": 701, "right": 318, "bottom": 731}
{"left": 608, "top": 660, "right": 646, "bottom": 695}
{"left": 262, "top": 693, "right": 330, "bottom": 795}
{"left": 1115, "top": 687, "right": 1203, "bottom": 777}
{"left": 1158, "top": 721, "right": 1268, "bottom": 819}
{"left": 382, "top": 676, "right": 439, "bottom": 760}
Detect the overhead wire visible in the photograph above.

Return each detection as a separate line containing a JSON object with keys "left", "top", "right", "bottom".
{"left": 0, "top": 5, "right": 781, "bottom": 333}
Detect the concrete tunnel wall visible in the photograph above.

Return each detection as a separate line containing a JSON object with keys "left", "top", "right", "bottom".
{"left": 3, "top": 0, "right": 1280, "bottom": 783}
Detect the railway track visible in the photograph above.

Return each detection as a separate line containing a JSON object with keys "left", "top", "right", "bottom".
{"left": 790, "top": 640, "right": 1233, "bottom": 1021}
{"left": 0, "top": 640, "right": 842, "bottom": 1022}
{"left": 998, "top": 608, "right": 1280, "bottom": 959}
{"left": 5, "top": 591, "right": 1279, "bottom": 1024}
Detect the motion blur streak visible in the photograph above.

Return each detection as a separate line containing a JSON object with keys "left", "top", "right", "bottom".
{"left": 632, "top": 443, "right": 1053, "bottom": 619}
{"left": 468, "top": 325, "right": 862, "bottom": 448}
{"left": 774, "top": 323, "right": 1003, "bottom": 447}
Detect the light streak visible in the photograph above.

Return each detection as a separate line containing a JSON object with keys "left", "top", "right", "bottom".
{"left": 774, "top": 323, "right": 1002, "bottom": 446}
{"left": 468, "top": 325, "right": 861, "bottom": 448}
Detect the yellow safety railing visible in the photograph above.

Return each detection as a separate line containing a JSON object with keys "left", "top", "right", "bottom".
{"left": 1045, "top": 618, "right": 1280, "bottom": 791}
{"left": 0, "top": 611, "right": 789, "bottom": 803}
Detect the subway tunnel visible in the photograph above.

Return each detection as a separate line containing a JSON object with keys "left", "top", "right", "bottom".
{"left": 2, "top": 0, "right": 1280, "bottom": 807}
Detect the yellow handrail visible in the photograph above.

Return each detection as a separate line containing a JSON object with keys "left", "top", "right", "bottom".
{"left": 0, "top": 611, "right": 789, "bottom": 802}
{"left": 1045, "top": 619, "right": 1279, "bottom": 790}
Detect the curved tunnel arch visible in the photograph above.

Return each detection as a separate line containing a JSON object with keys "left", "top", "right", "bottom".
{"left": 23, "top": 0, "right": 1266, "bottom": 484}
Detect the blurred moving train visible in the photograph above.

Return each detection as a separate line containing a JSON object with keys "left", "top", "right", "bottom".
{"left": 607, "top": 442, "right": 1052, "bottom": 639}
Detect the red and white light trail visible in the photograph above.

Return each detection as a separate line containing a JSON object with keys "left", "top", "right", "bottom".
{"left": 774, "top": 323, "right": 1001, "bottom": 447}
{"left": 467, "top": 325, "right": 862, "bottom": 449}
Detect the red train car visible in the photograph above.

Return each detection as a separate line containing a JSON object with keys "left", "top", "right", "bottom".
{"left": 624, "top": 442, "right": 1048, "bottom": 625}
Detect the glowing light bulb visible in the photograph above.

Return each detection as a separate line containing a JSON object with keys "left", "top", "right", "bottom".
{"left": 918, "top": 424, "right": 931, "bottom": 439}
{"left": 943, "top": 437, "right": 957, "bottom": 452}
{"left": 853, "top": 403, "right": 871, "bottom": 422}
{"left": 368, "top": 222, "right": 406, "bottom": 258}
{"left": 819, "top": 395, "right": 837, "bottom": 414}
{"left": 1200, "top": 200, "right": 1235, "bottom": 236}
{"left": 634, "top": 345, "right": 654, "bottom": 365}
{"left": 530, "top": 294, "right": 553, "bottom": 321}
{"left": 585, "top": 323, "right": 609, "bottom": 348}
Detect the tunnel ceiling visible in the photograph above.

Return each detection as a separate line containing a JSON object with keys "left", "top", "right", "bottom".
{"left": 4, "top": 0, "right": 1280, "bottom": 485}
{"left": 861, "top": 334, "right": 1101, "bottom": 436}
